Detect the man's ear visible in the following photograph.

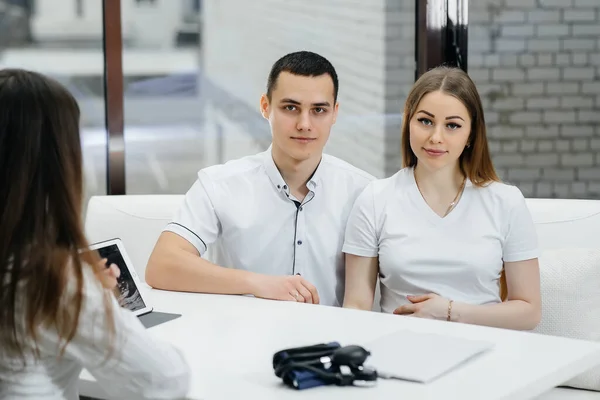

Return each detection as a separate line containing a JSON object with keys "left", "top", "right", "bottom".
{"left": 260, "top": 94, "right": 270, "bottom": 120}
{"left": 332, "top": 101, "right": 340, "bottom": 125}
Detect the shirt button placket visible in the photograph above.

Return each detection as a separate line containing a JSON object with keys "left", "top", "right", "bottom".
{"left": 294, "top": 200, "right": 306, "bottom": 276}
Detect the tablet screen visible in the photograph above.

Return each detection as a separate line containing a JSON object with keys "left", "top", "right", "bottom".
{"left": 97, "top": 244, "right": 146, "bottom": 312}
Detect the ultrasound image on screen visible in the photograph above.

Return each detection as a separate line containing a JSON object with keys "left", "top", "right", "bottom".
{"left": 97, "top": 244, "right": 146, "bottom": 312}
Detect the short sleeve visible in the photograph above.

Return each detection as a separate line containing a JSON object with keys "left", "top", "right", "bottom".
{"left": 164, "top": 171, "right": 221, "bottom": 256}
{"left": 342, "top": 183, "right": 379, "bottom": 258}
{"left": 503, "top": 187, "right": 539, "bottom": 263}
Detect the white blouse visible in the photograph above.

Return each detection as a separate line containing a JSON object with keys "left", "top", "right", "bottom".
{"left": 0, "top": 268, "right": 190, "bottom": 400}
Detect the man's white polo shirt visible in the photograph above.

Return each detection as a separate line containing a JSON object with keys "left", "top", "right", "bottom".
{"left": 164, "top": 147, "right": 374, "bottom": 306}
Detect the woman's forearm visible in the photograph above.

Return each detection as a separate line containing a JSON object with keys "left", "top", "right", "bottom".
{"left": 451, "top": 299, "right": 541, "bottom": 330}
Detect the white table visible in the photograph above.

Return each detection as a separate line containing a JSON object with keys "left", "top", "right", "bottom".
{"left": 80, "top": 289, "right": 600, "bottom": 400}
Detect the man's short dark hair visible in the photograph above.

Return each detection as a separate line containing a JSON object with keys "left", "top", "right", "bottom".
{"left": 266, "top": 51, "right": 339, "bottom": 102}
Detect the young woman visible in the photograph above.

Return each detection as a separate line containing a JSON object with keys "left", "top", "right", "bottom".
{"left": 0, "top": 69, "right": 190, "bottom": 399}
{"left": 342, "top": 66, "right": 541, "bottom": 330}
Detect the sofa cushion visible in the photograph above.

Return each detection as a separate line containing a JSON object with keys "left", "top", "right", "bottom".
{"left": 85, "top": 195, "right": 184, "bottom": 281}
{"left": 533, "top": 248, "right": 600, "bottom": 391}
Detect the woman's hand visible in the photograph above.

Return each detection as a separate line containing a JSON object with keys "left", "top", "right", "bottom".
{"left": 95, "top": 258, "right": 121, "bottom": 290}
{"left": 393, "top": 293, "right": 450, "bottom": 321}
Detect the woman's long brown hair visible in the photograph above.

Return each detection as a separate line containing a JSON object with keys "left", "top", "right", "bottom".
{"left": 401, "top": 66, "right": 508, "bottom": 301}
{"left": 0, "top": 69, "right": 114, "bottom": 361}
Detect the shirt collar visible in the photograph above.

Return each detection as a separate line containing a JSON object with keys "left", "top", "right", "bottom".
{"left": 262, "top": 145, "right": 323, "bottom": 194}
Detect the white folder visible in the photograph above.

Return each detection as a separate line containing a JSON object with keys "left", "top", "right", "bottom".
{"left": 364, "top": 330, "right": 494, "bottom": 383}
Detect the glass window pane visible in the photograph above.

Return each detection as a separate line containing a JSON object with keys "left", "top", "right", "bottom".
{"left": 468, "top": 1, "right": 600, "bottom": 199}
{"left": 0, "top": 0, "right": 107, "bottom": 205}
{"left": 122, "top": 0, "right": 415, "bottom": 195}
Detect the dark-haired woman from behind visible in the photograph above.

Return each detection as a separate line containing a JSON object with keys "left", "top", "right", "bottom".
{"left": 0, "top": 69, "right": 190, "bottom": 399}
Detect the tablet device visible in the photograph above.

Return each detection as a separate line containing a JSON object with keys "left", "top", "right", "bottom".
{"left": 88, "top": 238, "right": 153, "bottom": 317}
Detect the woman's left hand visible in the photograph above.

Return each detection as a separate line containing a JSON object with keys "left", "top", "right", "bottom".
{"left": 393, "top": 293, "right": 450, "bottom": 320}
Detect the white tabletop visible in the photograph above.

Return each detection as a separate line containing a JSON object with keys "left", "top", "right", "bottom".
{"left": 80, "top": 288, "right": 600, "bottom": 400}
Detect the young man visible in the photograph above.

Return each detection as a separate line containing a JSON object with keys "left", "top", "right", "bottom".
{"left": 145, "top": 51, "right": 374, "bottom": 307}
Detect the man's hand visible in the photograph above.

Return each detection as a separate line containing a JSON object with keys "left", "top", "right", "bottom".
{"left": 95, "top": 258, "right": 121, "bottom": 290}
{"left": 251, "top": 274, "right": 320, "bottom": 304}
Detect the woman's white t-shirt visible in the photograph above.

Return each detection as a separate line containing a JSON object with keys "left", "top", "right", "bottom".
{"left": 342, "top": 167, "right": 539, "bottom": 314}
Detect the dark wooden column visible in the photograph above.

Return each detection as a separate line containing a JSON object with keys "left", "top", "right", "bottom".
{"left": 415, "top": 0, "right": 469, "bottom": 80}
{"left": 102, "top": 0, "right": 125, "bottom": 195}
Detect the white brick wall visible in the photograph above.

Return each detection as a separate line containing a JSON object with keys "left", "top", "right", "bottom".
{"left": 469, "top": 0, "right": 600, "bottom": 198}
{"left": 201, "top": 0, "right": 414, "bottom": 178}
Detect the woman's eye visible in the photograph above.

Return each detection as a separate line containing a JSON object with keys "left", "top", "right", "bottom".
{"left": 417, "top": 117, "right": 432, "bottom": 126}
{"left": 447, "top": 123, "right": 461, "bottom": 130}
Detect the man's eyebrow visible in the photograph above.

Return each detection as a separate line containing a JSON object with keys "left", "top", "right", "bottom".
{"left": 279, "top": 98, "right": 301, "bottom": 105}
{"left": 279, "top": 98, "right": 332, "bottom": 107}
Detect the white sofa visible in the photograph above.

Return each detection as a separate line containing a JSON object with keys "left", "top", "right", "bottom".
{"left": 84, "top": 195, "right": 600, "bottom": 399}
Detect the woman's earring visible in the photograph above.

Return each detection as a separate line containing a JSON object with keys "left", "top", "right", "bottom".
{"left": 466, "top": 142, "right": 471, "bottom": 148}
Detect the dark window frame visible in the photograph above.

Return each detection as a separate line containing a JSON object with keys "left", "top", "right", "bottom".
{"left": 415, "top": 0, "right": 468, "bottom": 80}
{"left": 102, "top": 0, "right": 125, "bottom": 195}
